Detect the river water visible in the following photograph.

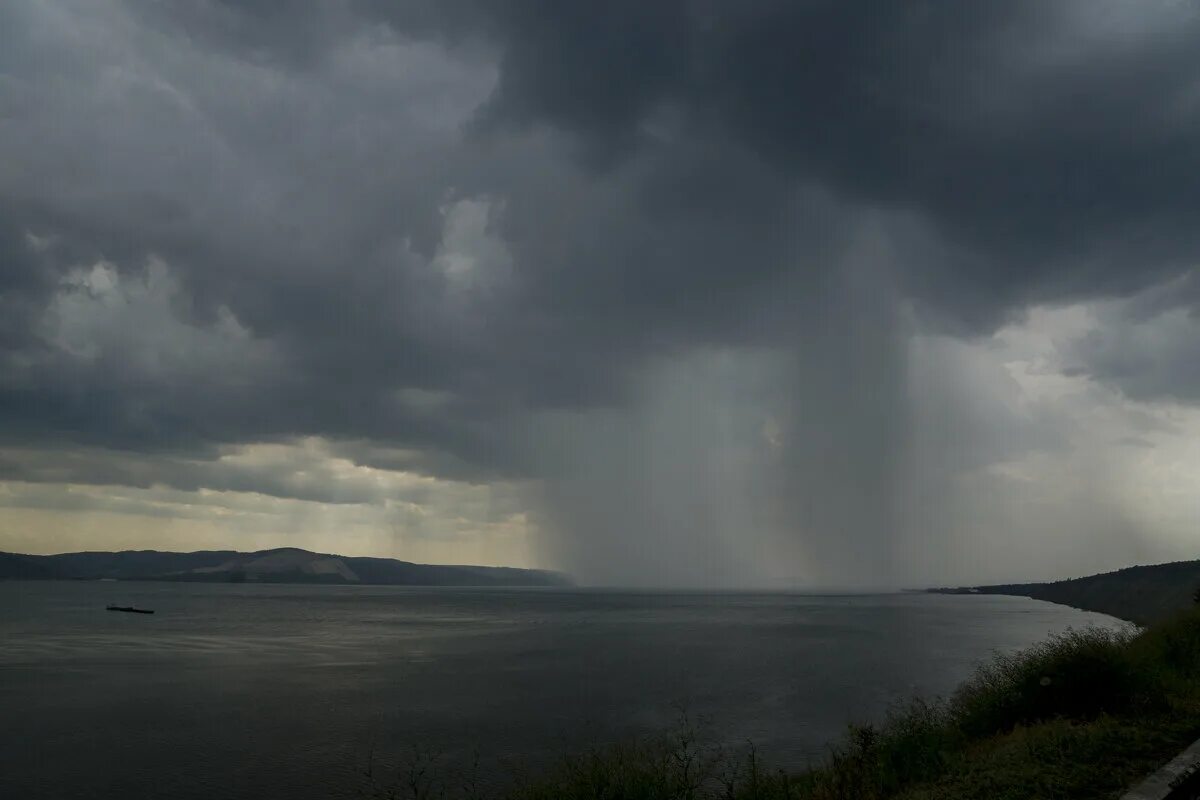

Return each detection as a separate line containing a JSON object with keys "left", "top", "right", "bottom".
{"left": 0, "top": 581, "right": 1125, "bottom": 799}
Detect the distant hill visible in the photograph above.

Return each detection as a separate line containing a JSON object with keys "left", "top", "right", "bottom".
{"left": 930, "top": 560, "right": 1200, "bottom": 625}
{"left": 0, "top": 547, "right": 571, "bottom": 587}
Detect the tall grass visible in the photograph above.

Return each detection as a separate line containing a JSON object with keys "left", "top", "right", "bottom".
{"left": 362, "top": 609, "right": 1200, "bottom": 800}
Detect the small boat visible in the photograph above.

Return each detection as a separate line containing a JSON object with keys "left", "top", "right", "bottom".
{"left": 106, "top": 605, "right": 154, "bottom": 615}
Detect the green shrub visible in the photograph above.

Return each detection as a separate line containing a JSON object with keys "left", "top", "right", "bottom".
{"left": 948, "top": 626, "right": 1160, "bottom": 736}
{"left": 1134, "top": 608, "right": 1200, "bottom": 681}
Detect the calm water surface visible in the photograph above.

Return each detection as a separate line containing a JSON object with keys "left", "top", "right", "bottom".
{"left": 0, "top": 582, "right": 1126, "bottom": 799}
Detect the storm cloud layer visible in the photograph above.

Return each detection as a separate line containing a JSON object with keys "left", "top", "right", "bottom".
{"left": 2, "top": 1, "right": 1199, "bottom": 585}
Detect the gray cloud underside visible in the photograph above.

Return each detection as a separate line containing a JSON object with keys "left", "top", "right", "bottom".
{"left": 3, "top": 1, "right": 1200, "bottom": 582}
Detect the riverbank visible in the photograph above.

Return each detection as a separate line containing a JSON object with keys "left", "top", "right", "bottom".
{"left": 365, "top": 607, "right": 1200, "bottom": 799}
{"left": 930, "top": 560, "right": 1200, "bottom": 626}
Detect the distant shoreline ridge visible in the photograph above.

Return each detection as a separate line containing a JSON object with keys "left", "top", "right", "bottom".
{"left": 0, "top": 546, "right": 572, "bottom": 587}
{"left": 928, "top": 558, "right": 1200, "bottom": 626}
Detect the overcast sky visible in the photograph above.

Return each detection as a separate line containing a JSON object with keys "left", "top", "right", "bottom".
{"left": 2, "top": 0, "right": 1200, "bottom": 587}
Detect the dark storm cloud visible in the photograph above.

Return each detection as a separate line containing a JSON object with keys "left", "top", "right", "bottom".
{"left": 377, "top": 0, "right": 1200, "bottom": 582}
{"left": 0, "top": 0, "right": 508, "bottom": 471}
{"left": 0, "top": 216, "right": 56, "bottom": 352}
{"left": 3, "top": 1, "right": 1200, "bottom": 580}
{"left": 420, "top": 0, "right": 1200, "bottom": 320}
{"left": 0, "top": 0, "right": 847, "bottom": 469}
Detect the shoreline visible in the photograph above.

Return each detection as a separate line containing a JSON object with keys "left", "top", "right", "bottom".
{"left": 928, "top": 558, "right": 1200, "bottom": 626}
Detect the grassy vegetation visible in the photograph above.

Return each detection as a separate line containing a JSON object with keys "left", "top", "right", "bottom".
{"left": 363, "top": 609, "right": 1200, "bottom": 800}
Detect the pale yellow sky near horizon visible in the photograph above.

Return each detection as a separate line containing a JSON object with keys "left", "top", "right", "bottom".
{"left": 0, "top": 439, "right": 543, "bottom": 568}
{"left": 0, "top": 504, "right": 539, "bottom": 566}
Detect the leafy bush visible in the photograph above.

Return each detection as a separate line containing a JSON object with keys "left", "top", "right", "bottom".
{"left": 1134, "top": 608, "right": 1200, "bottom": 682}
{"left": 948, "top": 626, "right": 1158, "bottom": 736}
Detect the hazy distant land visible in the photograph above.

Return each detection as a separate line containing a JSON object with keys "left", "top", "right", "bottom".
{"left": 0, "top": 547, "right": 571, "bottom": 587}
{"left": 930, "top": 559, "right": 1200, "bottom": 625}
